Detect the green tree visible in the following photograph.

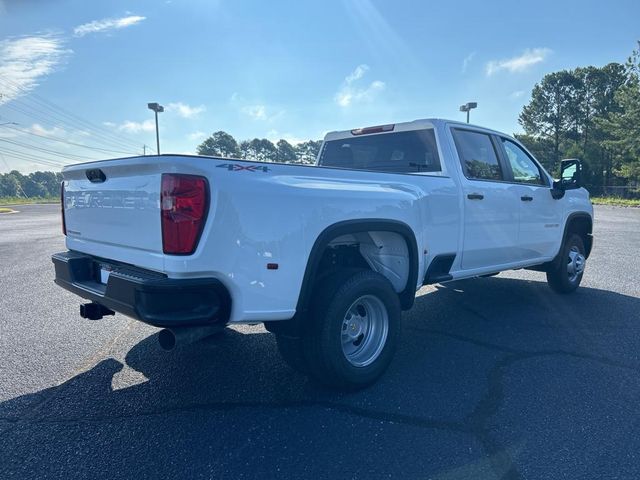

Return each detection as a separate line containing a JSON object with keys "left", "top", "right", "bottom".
{"left": 30, "top": 171, "right": 60, "bottom": 195}
{"left": 21, "top": 177, "right": 47, "bottom": 197}
{"left": 239, "top": 138, "right": 278, "bottom": 162}
{"left": 519, "top": 70, "right": 580, "bottom": 172}
{"left": 197, "top": 131, "right": 240, "bottom": 158}
{"left": 0, "top": 173, "right": 21, "bottom": 197}
{"left": 572, "top": 63, "right": 627, "bottom": 186}
{"left": 600, "top": 43, "right": 640, "bottom": 186}
{"left": 276, "top": 139, "right": 297, "bottom": 163}
{"left": 295, "top": 140, "right": 323, "bottom": 164}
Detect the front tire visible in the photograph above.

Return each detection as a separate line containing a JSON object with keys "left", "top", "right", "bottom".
{"left": 546, "top": 234, "right": 586, "bottom": 294}
{"left": 303, "top": 270, "right": 401, "bottom": 391}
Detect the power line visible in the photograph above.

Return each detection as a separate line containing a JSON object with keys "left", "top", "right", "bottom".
{"left": 0, "top": 147, "right": 70, "bottom": 169}
{"left": 0, "top": 137, "right": 104, "bottom": 161}
{"left": 0, "top": 78, "right": 155, "bottom": 153}
{"left": 1, "top": 99, "right": 146, "bottom": 154}
{"left": 2, "top": 124, "right": 139, "bottom": 156}
{"left": 0, "top": 78, "right": 145, "bottom": 149}
{"left": 0, "top": 145, "right": 68, "bottom": 165}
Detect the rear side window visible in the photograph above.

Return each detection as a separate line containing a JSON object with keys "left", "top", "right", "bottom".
{"left": 452, "top": 129, "right": 503, "bottom": 181}
{"left": 319, "top": 129, "right": 441, "bottom": 173}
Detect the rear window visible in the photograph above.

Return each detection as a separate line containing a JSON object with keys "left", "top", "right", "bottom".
{"left": 319, "top": 129, "right": 441, "bottom": 173}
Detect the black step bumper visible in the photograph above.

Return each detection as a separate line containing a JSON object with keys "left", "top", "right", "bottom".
{"left": 52, "top": 251, "right": 231, "bottom": 328}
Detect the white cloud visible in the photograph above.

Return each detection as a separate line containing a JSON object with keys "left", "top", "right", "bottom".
{"left": 335, "top": 64, "right": 385, "bottom": 107}
{"left": 187, "top": 131, "right": 206, "bottom": 141}
{"left": 115, "top": 119, "right": 155, "bottom": 133}
{"left": 486, "top": 48, "right": 552, "bottom": 76}
{"left": 509, "top": 90, "right": 526, "bottom": 99}
{"left": 29, "top": 123, "right": 66, "bottom": 136}
{"left": 74, "top": 15, "right": 146, "bottom": 37}
{"left": 233, "top": 93, "right": 283, "bottom": 122}
{"left": 266, "top": 129, "right": 305, "bottom": 145}
{"left": 0, "top": 34, "right": 71, "bottom": 103}
{"left": 462, "top": 52, "right": 475, "bottom": 73}
{"left": 240, "top": 104, "right": 283, "bottom": 122}
{"left": 242, "top": 104, "right": 267, "bottom": 120}
{"left": 166, "top": 102, "right": 205, "bottom": 118}
{"left": 345, "top": 64, "right": 369, "bottom": 83}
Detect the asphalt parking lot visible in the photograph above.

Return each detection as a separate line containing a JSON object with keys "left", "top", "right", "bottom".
{"left": 1, "top": 204, "right": 639, "bottom": 479}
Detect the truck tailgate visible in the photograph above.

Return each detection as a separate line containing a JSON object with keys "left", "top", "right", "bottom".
{"left": 62, "top": 159, "right": 163, "bottom": 270}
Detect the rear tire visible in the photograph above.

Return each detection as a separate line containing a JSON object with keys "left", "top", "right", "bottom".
{"left": 302, "top": 270, "right": 401, "bottom": 391}
{"left": 546, "top": 234, "right": 586, "bottom": 294}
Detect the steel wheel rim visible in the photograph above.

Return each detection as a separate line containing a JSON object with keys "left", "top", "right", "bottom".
{"left": 341, "top": 294, "right": 389, "bottom": 367}
{"left": 567, "top": 246, "right": 585, "bottom": 283}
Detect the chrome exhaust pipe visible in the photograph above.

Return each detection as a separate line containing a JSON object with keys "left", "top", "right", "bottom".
{"left": 158, "top": 325, "right": 225, "bottom": 351}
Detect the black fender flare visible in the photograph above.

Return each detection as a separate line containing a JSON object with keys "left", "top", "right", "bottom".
{"left": 295, "top": 219, "right": 420, "bottom": 313}
{"left": 561, "top": 212, "right": 593, "bottom": 259}
{"left": 544, "top": 212, "right": 593, "bottom": 270}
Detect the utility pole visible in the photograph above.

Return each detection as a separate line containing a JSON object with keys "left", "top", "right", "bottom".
{"left": 143, "top": 144, "right": 147, "bottom": 156}
{"left": 147, "top": 103, "right": 164, "bottom": 155}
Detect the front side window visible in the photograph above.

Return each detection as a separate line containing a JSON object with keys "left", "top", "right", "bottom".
{"left": 501, "top": 139, "right": 545, "bottom": 185}
{"left": 319, "top": 129, "right": 441, "bottom": 173}
{"left": 452, "top": 129, "right": 502, "bottom": 181}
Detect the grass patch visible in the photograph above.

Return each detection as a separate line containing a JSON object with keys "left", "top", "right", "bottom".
{"left": 0, "top": 207, "right": 15, "bottom": 213}
{"left": 0, "top": 196, "right": 58, "bottom": 206}
{"left": 591, "top": 196, "right": 640, "bottom": 207}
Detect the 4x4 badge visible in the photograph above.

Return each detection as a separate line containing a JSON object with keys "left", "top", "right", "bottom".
{"left": 216, "top": 163, "right": 270, "bottom": 173}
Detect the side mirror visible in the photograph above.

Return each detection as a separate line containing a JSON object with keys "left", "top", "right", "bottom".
{"left": 551, "top": 159, "right": 582, "bottom": 199}
{"left": 560, "top": 158, "right": 582, "bottom": 190}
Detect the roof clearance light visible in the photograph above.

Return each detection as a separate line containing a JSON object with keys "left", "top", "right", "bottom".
{"left": 350, "top": 124, "right": 395, "bottom": 136}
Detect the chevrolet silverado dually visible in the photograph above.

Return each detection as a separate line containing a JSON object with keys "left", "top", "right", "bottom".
{"left": 52, "top": 119, "right": 593, "bottom": 390}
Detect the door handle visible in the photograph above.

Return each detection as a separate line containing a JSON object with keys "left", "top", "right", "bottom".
{"left": 467, "top": 193, "right": 484, "bottom": 200}
{"left": 520, "top": 195, "right": 533, "bottom": 202}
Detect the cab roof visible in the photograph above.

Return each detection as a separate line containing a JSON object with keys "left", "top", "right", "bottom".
{"left": 323, "top": 118, "right": 508, "bottom": 142}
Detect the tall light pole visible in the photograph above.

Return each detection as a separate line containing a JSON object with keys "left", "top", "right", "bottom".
{"left": 147, "top": 102, "right": 164, "bottom": 155}
{"left": 459, "top": 102, "right": 478, "bottom": 123}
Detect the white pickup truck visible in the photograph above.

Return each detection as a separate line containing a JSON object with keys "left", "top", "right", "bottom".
{"left": 52, "top": 119, "right": 593, "bottom": 390}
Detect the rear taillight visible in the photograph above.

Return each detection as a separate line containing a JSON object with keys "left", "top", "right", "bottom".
{"left": 161, "top": 174, "right": 208, "bottom": 255}
{"left": 61, "top": 181, "right": 66, "bottom": 236}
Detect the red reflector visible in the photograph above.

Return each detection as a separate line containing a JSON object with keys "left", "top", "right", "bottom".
{"left": 61, "top": 181, "right": 66, "bottom": 236}
{"left": 350, "top": 124, "right": 395, "bottom": 136}
{"left": 161, "top": 174, "right": 208, "bottom": 255}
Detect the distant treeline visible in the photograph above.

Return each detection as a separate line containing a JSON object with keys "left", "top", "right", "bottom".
{"left": 0, "top": 170, "right": 62, "bottom": 198}
{"left": 516, "top": 42, "right": 640, "bottom": 195}
{"left": 196, "top": 131, "right": 322, "bottom": 164}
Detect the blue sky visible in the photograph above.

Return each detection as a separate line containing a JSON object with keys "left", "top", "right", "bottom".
{"left": 0, "top": 0, "right": 638, "bottom": 172}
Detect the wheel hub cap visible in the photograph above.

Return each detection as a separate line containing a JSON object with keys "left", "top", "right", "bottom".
{"left": 341, "top": 295, "right": 389, "bottom": 367}
{"left": 567, "top": 246, "right": 586, "bottom": 282}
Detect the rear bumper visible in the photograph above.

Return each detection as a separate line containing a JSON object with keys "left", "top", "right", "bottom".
{"left": 52, "top": 251, "right": 231, "bottom": 328}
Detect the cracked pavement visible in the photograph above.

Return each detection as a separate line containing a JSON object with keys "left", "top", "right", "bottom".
{"left": 1, "top": 204, "right": 639, "bottom": 479}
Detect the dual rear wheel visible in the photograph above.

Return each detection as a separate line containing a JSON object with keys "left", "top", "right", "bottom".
{"left": 276, "top": 270, "right": 401, "bottom": 391}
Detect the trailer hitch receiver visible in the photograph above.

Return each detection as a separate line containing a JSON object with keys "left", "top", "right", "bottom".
{"left": 80, "top": 302, "right": 115, "bottom": 320}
